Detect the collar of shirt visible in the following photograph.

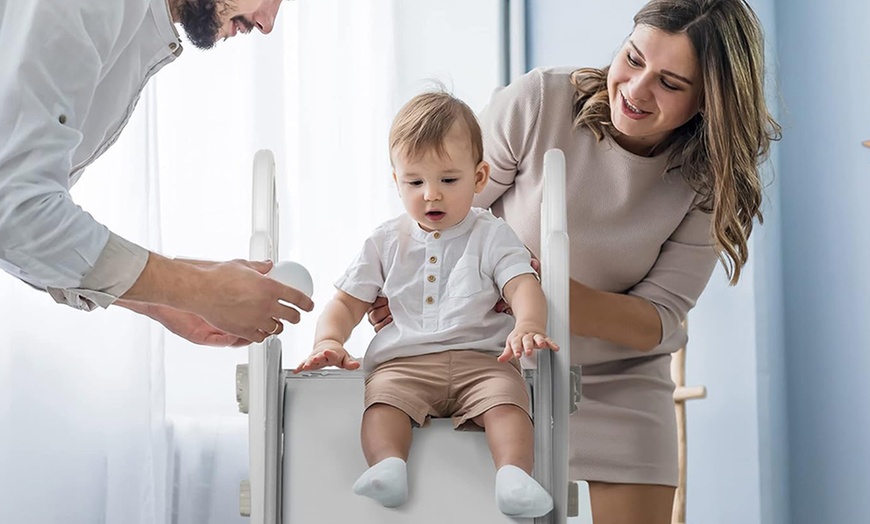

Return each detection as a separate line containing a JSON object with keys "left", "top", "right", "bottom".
{"left": 409, "top": 209, "right": 478, "bottom": 243}
{"left": 159, "top": 0, "right": 183, "bottom": 55}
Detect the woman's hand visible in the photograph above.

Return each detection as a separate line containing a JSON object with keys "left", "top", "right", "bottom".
{"left": 367, "top": 296, "right": 393, "bottom": 333}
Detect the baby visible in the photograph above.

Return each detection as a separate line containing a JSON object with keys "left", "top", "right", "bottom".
{"left": 294, "top": 91, "right": 558, "bottom": 518}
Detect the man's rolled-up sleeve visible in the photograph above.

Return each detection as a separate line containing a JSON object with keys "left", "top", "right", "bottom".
{"left": 45, "top": 233, "right": 149, "bottom": 310}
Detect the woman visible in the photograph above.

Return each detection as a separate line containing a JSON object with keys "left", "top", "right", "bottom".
{"left": 372, "top": 0, "right": 780, "bottom": 521}
{"left": 478, "top": 0, "right": 782, "bottom": 520}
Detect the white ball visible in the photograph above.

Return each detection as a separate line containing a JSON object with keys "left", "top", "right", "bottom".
{"left": 267, "top": 261, "right": 314, "bottom": 297}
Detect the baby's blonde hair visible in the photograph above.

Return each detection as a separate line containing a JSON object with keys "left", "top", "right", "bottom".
{"left": 389, "top": 91, "right": 483, "bottom": 166}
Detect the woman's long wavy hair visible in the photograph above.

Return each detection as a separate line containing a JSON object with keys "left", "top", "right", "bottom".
{"left": 570, "top": 0, "right": 781, "bottom": 284}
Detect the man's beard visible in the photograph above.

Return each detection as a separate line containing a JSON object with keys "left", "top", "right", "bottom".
{"left": 177, "top": 0, "right": 225, "bottom": 50}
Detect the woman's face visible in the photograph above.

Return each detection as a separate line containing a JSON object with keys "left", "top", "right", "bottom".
{"left": 607, "top": 24, "right": 702, "bottom": 156}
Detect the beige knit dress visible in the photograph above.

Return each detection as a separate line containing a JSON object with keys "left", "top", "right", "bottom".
{"left": 474, "top": 67, "right": 719, "bottom": 486}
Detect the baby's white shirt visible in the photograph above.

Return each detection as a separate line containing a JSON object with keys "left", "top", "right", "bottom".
{"left": 335, "top": 207, "right": 536, "bottom": 372}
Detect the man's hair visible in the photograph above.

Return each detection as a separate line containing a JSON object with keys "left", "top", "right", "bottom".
{"left": 389, "top": 91, "right": 483, "bottom": 166}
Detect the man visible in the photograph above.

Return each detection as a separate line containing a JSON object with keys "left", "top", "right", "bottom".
{"left": 0, "top": 0, "right": 311, "bottom": 346}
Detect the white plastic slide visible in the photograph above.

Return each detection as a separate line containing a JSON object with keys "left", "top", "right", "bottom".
{"left": 239, "top": 149, "right": 591, "bottom": 523}
{"left": 238, "top": 150, "right": 284, "bottom": 524}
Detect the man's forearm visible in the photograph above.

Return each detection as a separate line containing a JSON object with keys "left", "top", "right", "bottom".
{"left": 120, "top": 252, "right": 203, "bottom": 310}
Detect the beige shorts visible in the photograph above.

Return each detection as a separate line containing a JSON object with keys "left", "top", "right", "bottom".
{"left": 364, "top": 350, "right": 531, "bottom": 430}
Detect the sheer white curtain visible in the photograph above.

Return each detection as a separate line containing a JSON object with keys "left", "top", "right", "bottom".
{"left": 153, "top": 2, "right": 399, "bottom": 523}
{"left": 154, "top": 0, "right": 399, "bottom": 422}
{"left": 0, "top": 2, "right": 395, "bottom": 522}
{"left": 0, "top": 87, "right": 168, "bottom": 524}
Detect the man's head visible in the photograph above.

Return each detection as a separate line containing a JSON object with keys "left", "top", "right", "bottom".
{"left": 389, "top": 92, "right": 489, "bottom": 232}
{"left": 174, "top": 0, "right": 284, "bottom": 50}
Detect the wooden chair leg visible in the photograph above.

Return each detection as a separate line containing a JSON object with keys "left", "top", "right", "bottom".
{"left": 671, "top": 341, "right": 707, "bottom": 524}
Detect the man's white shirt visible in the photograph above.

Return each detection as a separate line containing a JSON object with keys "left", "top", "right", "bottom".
{"left": 0, "top": 0, "right": 181, "bottom": 309}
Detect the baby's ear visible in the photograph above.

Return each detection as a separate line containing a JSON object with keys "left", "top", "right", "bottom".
{"left": 391, "top": 172, "right": 404, "bottom": 198}
{"left": 474, "top": 161, "right": 490, "bottom": 193}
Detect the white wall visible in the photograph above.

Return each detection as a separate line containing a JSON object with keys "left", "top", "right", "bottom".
{"left": 526, "top": 0, "right": 646, "bottom": 69}
{"left": 392, "top": 0, "right": 506, "bottom": 113}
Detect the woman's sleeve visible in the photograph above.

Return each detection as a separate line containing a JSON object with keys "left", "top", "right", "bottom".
{"left": 474, "top": 69, "right": 543, "bottom": 209}
{"left": 628, "top": 200, "right": 719, "bottom": 345}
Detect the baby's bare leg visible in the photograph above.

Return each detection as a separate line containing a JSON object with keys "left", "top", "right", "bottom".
{"left": 361, "top": 403, "right": 413, "bottom": 464}
{"left": 353, "top": 404, "right": 413, "bottom": 508}
{"left": 472, "top": 404, "right": 534, "bottom": 472}
{"left": 474, "top": 404, "right": 553, "bottom": 518}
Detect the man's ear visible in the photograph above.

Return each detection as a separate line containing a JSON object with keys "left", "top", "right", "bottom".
{"left": 392, "top": 172, "right": 401, "bottom": 195}
{"left": 474, "top": 161, "right": 490, "bottom": 193}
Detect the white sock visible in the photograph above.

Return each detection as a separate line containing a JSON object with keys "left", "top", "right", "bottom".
{"left": 352, "top": 457, "right": 408, "bottom": 508}
{"left": 495, "top": 465, "right": 554, "bottom": 518}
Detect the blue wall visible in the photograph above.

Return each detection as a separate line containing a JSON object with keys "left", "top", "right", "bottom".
{"left": 777, "top": 1, "right": 870, "bottom": 523}
{"left": 748, "top": 2, "right": 790, "bottom": 523}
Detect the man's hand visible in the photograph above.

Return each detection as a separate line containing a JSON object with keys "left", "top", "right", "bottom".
{"left": 116, "top": 300, "right": 256, "bottom": 346}
{"left": 188, "top": 259, "right": 310, "bottom": 343}
{"left": 149, "top": 303, "right": 255, "bottom": 346}
{"left": 121, "top": 256, "right": 314, "bottom": 344}
{"left": 497, "top": 322, "right": 559, "bottom": 363}
{"left": 367, "top": 296, "right": 393, "bottom": 333}
{"left": 293, "top": 341, "right": 360, "bottom": 373}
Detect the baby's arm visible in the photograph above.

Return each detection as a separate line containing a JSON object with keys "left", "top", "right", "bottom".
{"left": 497, "top": 274, "right": 560, "bottom": 363}
{"left": 294, "top": 290, "right": 371, "bottom": 373}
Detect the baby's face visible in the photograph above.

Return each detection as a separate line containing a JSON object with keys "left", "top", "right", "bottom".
{"left": 392, "top": 122, "right": 489, "bottom": 232}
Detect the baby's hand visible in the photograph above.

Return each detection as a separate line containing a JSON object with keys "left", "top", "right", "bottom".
{"left": 497, "top": 326, "right": 559, "bottom": 363}
{"left": 293, "top": 342, "right": 361, "bottom": 373}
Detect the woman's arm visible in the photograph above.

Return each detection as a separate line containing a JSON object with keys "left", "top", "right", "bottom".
{"left": 571, "top": 204, "right": 718, "bottom": 351}
{"left": 569, "top": 279, "right": 661, "bottom": 351}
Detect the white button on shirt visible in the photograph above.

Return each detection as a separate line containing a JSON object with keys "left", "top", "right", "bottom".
{"left": 335, "top": 207, "right": 536, "bottom": 372}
